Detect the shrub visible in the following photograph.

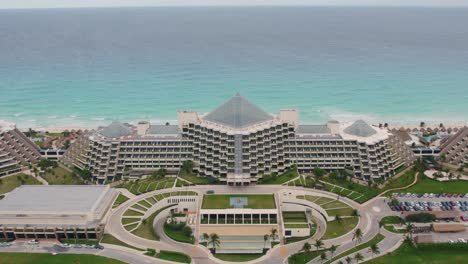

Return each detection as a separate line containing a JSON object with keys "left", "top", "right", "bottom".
{"left": 182, "top": 226, "right": 192, "bottom": 237}
{"left": 405, "top": 213, "right": 436, "bottom": 223}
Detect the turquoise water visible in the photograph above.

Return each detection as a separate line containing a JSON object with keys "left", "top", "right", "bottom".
{"left": 0, "top": 7, "right": 467, "bottom": 128}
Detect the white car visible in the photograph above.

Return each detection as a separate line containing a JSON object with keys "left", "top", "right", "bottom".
{"left": 457, "top": 238, "right": 467, "bottom": 243}
{"left": 448, "top": 239, "right": 455, "bottom": 243}
{"left": 27, "top": 239, "right": 39, "bottom": 245}
{"left": 60, "top": 243, "right": 72, "bottom": 248}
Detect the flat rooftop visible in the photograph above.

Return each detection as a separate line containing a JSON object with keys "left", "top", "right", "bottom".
{"left": 0, "top": 185, "right": 111, "bottom": 214}
{"left": 202, "top": 194, "right": 276, "bottom": 209}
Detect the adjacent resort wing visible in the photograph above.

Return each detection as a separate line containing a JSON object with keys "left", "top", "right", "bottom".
{"left": 61, "top": 93, "right": 415, "bottom": 185}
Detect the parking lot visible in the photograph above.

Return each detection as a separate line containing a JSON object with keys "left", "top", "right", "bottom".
{"left": 389, "top": 192, "right": 468, "bottom": 221}
{"left": 0, "top": 240, "right": 102, "bottom": 255}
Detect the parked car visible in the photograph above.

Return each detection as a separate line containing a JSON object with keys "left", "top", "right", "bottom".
{"left": 27, "top": 239, "right": 39, "bottom": 245}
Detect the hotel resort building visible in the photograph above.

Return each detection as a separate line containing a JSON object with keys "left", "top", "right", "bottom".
{"left": 0, "top": 185, "right": 116, "bottom": 241}
{"left": 439, "top": 126, "right": 467, "bottom": 167}
{"left": 0, "top": 120, "right": 42, "bottom": 177}
{"left": 62, "top": 94, "right": 413, "bottom": 184}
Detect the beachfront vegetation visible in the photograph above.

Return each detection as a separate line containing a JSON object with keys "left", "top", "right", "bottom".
{"left": 0, "top": 173, "right": 41, "bottom": 194}
{"left": 202, "top": 194, "right": 276, "bottom": 209}
{"left": 325, "top": 234, "right": 385, "bottom": 264}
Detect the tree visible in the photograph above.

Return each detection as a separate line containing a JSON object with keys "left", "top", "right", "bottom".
{"left": 354, "top": 253, "right": 364, "bottom": 263}
{"left": 345, "top": 256, "right": 352, "bottom": 264}
{"left": 370, "top": 244, "right": 380, "bottom": 256}
{"left": 420, "top": 122, "right": 425, "bottom": 127}
{"left": 313, "top": 167, "right": 325, "bottom": 177}
{"left": 338, "top": 261, "right": 344, "bottom": 264}
{"left": 335, "top": 214, "right": 342, "bottom": 222}
{"left": 202, "top": 233, "right": 209, "bottom": 243}
{"left": 378, "top": 219, "right": 384, "bottom": 234}
{"left": 405, "top": 222, "right": 414, "bottom": 241}
{"left": 183, "top": 226, "right": 192, "bottom": 237}
{"left": 63, "top": 139, "right": 71, "bottom": 149}
{"left": 209, "top": 233, "right": 220, "bottom": 252}
{"left": 314, "top": 239, "right": 324, "bottom": 251}
{"left": 270, "top": 228, "right": 278, "bottom": 241}
{"left": 182, "top": 160, "right": 193, "bottom": 173}
{"left": 302, "top": 242, "right": 312, "bottom": 262}
{"left": 352, "top": 228, "right": 363, "bottom": 245}
{"left": 78, "top": 169, "right": 92, "bottom": 181}
{"left": 329, "top": 244, "right": 337, "bottom": 258}
{"left": 352, "top": 209, "right": 360, "bottom": 218}
{"left": 320, "top": 252, "right": 327, "bottom": 263}
{"left": 263, "top": 234, "right": 269, "bottom": 249}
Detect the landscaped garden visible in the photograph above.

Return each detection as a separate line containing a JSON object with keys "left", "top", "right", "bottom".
{"left": 325, "top": 233, "right": 385, "bottom": 264}
{"left": 297, "top": 195, "right": 355, "bottom": 217}
{"left": 41, "top": 166, "right": 83, "bottom": 185}
{"left": 259, "top": 167, "right": 299, "bottom": 185}
{"left": 366, "top": 241, "right": 468, "bottom": 264}
{"left": 112, "top": 193, "right": 129, "bottom": 208}
{"left": 0, "top": 173, "right": 41, "bottom": 194}
{"left": 321, "top": 217, "right": 359, "bottom": 240}
{"left": 118, "top": 177, "right": 175, "bottom": 195}
{"left": 131, "top": 205, "right": 175, "bottom": 240}
{"left": 100, "top": 234, "right": 143, "bottom": 251}
{"left": 163, "top": 221, "right": 194, "bottom": 244}
{"left": 202, "top": 194, "right": 276, "bottom": 209}
{"left": 214, "top": 253, "right": 264, "bottom": 262}
{"left": 179, "top": 170, "right": 210, "bottom": 184}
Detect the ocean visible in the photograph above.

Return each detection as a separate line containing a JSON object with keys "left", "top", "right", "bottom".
{"left": 0, "top": 6, "right": 467, "bottom": 129}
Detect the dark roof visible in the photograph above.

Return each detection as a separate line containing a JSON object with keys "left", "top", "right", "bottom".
{"left": 204, "top": 93, "right": 273, "bottom": 128}
{"left": 344, "top": 120, "right": 377, "bottom": 137}
{"left": 100, "top": 122, "right": 132, "bottom": 138}
{"left": 146, "top": 125, "right": 179, "bottom": 135}
{"left": 297, "top": 125, "right": 330, "bottom": 134}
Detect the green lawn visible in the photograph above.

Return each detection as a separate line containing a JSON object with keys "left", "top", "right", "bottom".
{"left": 0, "top": 173, "right": 41, "bottom": 194}
{"left": 285, "top": 224, "right": 310, "bottom": 228}
{"left": 132, "top": 205, "right": 175, "bottom": 240}
{"left": 123, "top": 209, "right": 144, "bottom": 217}
{"left": 283, "top": 212, "right": 308, "bottom": 223}
{"left": 322, "top": 217, "right": 359, "bottom": 240}
{"left": 214, "top": 254, "right": 264, "bottom": 262}
{"left": 119, "top": 178, "right": 175, "bottom": 195}
{"left": 175, "top": 179, "right": 190, "bottom": 187}
{"left": 158, "top": 250, "right": 192, "bottom": 263}
{"left": 202, "top": 194, "right": 276, "bottom": 209}
{"left": 288, "top": 249, "right": 326, "bottom": 264}
{"left": 392, "top": 173, "right": 468, "bottom": 194}
{"left": 100, "top": 234, "right": 143, "bottom": 251}
{"left": 42, "top": 166, "right": 83, "bottom": 185}
{"left": 320, "top": 169, "right": 417, "bottom": 203}
{"left": 380, "top": 216, "right": 406, "bottom": 233}
{"left": 326, "top": 234, "right": 385, "bottom": 264}
{"left": 163, "top": 224, "right": 194, "bottom": 244}
{"left": 112, "top": 193, "right": 129, "bottom": 208}
{"left": 0, "top": 252, "right": 125, "bottom": 264}
{"left": 365, "top": 242, "right": 468, "bottom": 264}
{"left": 179, "top": 170, "right": 209, "bottom": 184}
{"left": 259, "top": 168, "right": 299, "bottom": 185}
{"left": 121, "top": 217, "right": 139, "bottom": 225}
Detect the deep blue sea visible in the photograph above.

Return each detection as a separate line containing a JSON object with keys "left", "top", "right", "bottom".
{"left": 0, "top": 7, "right": 467, "bottom": 129}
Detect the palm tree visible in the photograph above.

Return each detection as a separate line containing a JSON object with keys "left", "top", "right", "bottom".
{"left": 320, "top": 252, "right": 328, "bottom": 263}
{"left": 263, "top": 234, "right": 269, "bottom": 249}
{"left": 302, "top": 242, "right": 311, "bottom": 262}
{"left": 352, "top": 228, "right": 363, "bottom": 245}
{"left": 345, "top": 256, "right": 352, "bottom": 264}
{"left": 378, "top": 219, "right": 384, "bottom": 234}
{"left": 405, "top": 222, "right": 414, "bottom": 241}
{"left": 329, "top": 244, "right": 338, "bottom": 258}
{"left": 370, "top": 244, "right": 380, "bottom": 256}
{"left": 209, "top": 233, "right": 220, "bottom": 253}
{"left": 202, "top": 233, "right": 209, "bottom": 244}
{"left": 270, "top": 228, "right": 278, "bottom": 241}
{"left": 354, "top": 253, "right": 364, "bottom": 263}
{"left": 314, "top": 239, "right": 324, "bottom": 251}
